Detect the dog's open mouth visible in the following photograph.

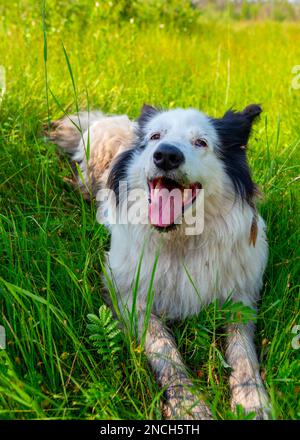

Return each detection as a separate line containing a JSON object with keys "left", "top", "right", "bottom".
{"left": 148, "top": 177, "right": 202, "bottom": 230}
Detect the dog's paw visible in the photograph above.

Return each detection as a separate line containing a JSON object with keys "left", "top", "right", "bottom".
{"left": 162, "top": 384, "right": 212, "bottom": 420}
{"left": 231, "top": 384, "right": 271, "bottom": 420}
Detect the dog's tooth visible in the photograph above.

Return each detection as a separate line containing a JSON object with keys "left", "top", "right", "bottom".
{"left": 183, "top": 190, "right": 190, "bottom": 203}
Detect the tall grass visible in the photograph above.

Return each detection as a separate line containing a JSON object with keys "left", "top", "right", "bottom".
{"left": 0, "top": 0, "right": 299, "bottom": 420}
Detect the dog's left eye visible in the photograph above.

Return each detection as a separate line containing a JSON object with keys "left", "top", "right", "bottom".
{"left": 150, "top": 133, "right": 161, "bottom": 141}
{"left": 194, "top": 138, "right": 208, "bottom": 148}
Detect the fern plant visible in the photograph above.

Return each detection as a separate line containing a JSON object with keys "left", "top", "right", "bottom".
{"left": 87, "top": 305, "right": 122, "bottom": 363}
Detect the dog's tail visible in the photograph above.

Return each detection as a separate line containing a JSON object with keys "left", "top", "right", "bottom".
{"left": 46, "top": 111, "right": 136, "bottom": 198}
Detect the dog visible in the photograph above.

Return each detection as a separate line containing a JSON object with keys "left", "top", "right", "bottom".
{"left": 48, "top": 103, "right": 270, "bottom": 420}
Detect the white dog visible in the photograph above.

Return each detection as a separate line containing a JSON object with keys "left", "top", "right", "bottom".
{"left": 49, "top": 103, "right": 270, "bottom": 419}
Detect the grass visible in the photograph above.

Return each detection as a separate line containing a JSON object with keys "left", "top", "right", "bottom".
{"left": 0, "top": 0, "right": 299, "bottom": 420}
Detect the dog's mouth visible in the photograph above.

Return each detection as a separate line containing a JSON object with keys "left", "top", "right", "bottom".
{"left": 148, "top": 177, "right": 202, "bottom": 230}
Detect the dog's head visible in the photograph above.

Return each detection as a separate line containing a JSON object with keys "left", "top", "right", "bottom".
{"left": 108, "top": 104, "right": 261, "bottom": 232}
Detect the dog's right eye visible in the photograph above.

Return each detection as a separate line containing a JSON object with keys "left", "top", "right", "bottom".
{"left": 150, "top": 133, "right": 161, "bottom": 140}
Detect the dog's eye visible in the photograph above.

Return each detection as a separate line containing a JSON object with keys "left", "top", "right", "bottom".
{"left": 150, "top": 133, "right": 161, "bottom": 141}
{"left": 194, "top": 138, "right": 208, "bottom": 148}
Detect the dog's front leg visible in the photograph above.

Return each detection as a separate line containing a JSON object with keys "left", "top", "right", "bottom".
{"left": 225, "top": 323, "right": 271, "bottom": 419}
{"left": 143, "top": 313, "right": 212, "bottom": 420}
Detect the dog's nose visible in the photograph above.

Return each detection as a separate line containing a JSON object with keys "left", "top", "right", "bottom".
{"left": 153, "top": 144, "right": 184, "bottom": 171}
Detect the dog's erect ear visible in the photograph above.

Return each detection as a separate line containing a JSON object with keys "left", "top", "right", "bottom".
{"left": 137, "top": 104, "right": 159, "bottom": 129}
{"left": 212, "top": 104, "right": 262, "bottom": 202}
{"left": 240, "top": 103, "right": 262, "bottom": 121}
{"left": 214, "top": 104, "right": 262, "bottom": 149}
{"left": 225, "top": 103, "right": 262, "bottom": 122}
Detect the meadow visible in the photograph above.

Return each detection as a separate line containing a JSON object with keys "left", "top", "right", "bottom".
{"left": 0, "top": 0, "right": 299, "bottom": 420}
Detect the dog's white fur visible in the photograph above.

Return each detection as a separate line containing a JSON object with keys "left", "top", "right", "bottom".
{"left": 109, "top": 109, "right": 268, "bottom": 320}
{"left": 63, "top": 108, "right": 268, "bottom": 319}
{"left": 50, "top": 106, "right": 270, "bottom": 419}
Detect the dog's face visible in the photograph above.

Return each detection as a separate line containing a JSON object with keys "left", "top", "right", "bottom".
{"left": 108, "top": 104, "right": 261, "bottom": 232}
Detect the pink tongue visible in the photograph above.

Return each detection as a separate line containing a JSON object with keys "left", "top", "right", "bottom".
{"left": 148, "top": 181, "right": 184, "bottom": 228}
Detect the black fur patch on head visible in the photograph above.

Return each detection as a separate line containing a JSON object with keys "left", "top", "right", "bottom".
{"left": 137, "top": 104, "right": 159, "bottom": 133}
{"left": 212, "top": 104, "right": 262, "bottom": 202}
{"left": 107, "top": 148, "right": 137, "bottom": 205}
{"left": 107, "top": 105, "right": 161, "bottom": 205}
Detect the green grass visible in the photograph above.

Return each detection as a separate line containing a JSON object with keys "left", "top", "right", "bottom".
{"left": 0, "top": 0, "right": 299, "bottom": 420}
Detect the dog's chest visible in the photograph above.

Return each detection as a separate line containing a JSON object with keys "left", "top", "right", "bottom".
{"left": 107, "top": 223, "right": 266, "bottom": 320}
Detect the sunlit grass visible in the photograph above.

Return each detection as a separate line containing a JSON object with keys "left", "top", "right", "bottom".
{"left": 0, "top": 1, "right": 299, "bottom": 420}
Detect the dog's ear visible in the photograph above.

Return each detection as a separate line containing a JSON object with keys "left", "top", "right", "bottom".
{"left": 240, "top": 103, "right": 262, "bottom": 122}
{"left": 212, "top": 104, "right": 262, "bottom": 202}
{"left": 214, "top": 104, "right": 262, "bottom": 149}
{"left": 137, "top": 104, "right": 159, "bottom": 129}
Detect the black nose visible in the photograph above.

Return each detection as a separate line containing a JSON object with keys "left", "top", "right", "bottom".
{"left": 153, "top": 144, "right": 184, "bottom": 171}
